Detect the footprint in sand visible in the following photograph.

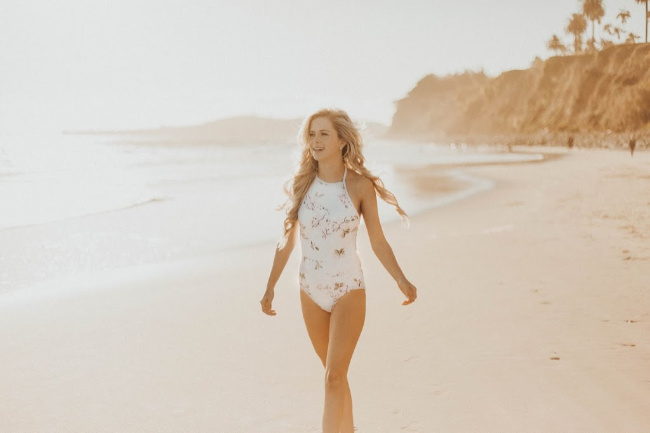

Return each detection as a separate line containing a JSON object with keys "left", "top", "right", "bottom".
{"left": 400, "top": 421, "right": 420, "bottom": 431}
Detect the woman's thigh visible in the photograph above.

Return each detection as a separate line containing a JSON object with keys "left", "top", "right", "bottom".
{"left": 326, "top": 289, "right": 366, "bottom": 374}
{"left": 300, "top": 290, "right": 331, "bottom": 367}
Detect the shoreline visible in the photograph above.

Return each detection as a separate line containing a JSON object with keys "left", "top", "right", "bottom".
{"left": 0, "top": 148, "right": 546, "bottom": 297}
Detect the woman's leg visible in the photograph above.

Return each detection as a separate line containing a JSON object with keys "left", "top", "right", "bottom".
{"left": 300, "top": 290, "right": 357, "bottom": 432}
{"left": 341, "top": 383, "right": 354, "bottom": 432}
{"left": 323, "top": 289, "right": 366, "bottom": 433}
{"left": 300, "top": 290, "right": 330, "bottom": 367}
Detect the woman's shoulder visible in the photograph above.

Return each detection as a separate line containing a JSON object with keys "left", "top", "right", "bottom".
{"left": 346, "top": 169, "right": 374, "bottom": 196}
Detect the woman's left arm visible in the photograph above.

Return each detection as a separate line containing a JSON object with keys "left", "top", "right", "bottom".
{"left": 359, "top": 178, "right": 417, "bottom": 305}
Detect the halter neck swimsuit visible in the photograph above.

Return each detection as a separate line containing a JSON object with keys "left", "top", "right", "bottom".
{"left": 298, "top": 167, "right": 365, "bottom": 312}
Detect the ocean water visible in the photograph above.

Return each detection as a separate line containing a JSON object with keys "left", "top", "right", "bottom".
{"left": 0, "top": 133, "right": 542, "bottom": 294}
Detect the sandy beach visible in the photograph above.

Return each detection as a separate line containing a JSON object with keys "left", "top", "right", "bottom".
{"left": 1, "top": 147, "right": 649, "bottom": 432}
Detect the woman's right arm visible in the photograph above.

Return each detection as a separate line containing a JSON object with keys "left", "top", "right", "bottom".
{"left": 260, "top": 223, "right": 299, "bottom": 316}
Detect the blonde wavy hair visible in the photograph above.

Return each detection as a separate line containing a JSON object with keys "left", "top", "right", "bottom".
{"left": 277, "top": 108, "right": 408, "bottom": 249}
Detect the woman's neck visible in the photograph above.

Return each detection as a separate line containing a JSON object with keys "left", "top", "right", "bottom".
{"left": 317, "top": 160, "right": 345, "bottom": 183}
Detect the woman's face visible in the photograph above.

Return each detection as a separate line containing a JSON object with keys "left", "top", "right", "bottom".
{"left": 309, "top": 116, "right": 344, "bottom": 162}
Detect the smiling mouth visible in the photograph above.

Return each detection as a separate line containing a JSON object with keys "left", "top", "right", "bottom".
{"left": 312, "top": 147, "right": 324, "bottom": 151}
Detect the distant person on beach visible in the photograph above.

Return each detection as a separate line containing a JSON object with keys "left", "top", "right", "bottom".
{"left": 261, "top": 108, "right": 417, "bottom": 432}
{"left": 629, "top": 137, "right": 636, "bottom": 156}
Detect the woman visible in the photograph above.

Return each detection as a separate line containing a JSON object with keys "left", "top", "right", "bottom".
{"left": 260, "top": 108, "right": 417, "bottom": 433}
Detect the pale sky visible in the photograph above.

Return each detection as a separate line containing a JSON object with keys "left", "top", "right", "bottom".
{"left": 0, "top": 0, "right": 646, "bottom": 133}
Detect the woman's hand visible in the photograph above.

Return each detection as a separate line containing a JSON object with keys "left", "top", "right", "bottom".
{"left": 260, "top": 288, "right": 276, "bottom": 316}
{"left": 398, "top": 279, "right": 417, "bottom": 306}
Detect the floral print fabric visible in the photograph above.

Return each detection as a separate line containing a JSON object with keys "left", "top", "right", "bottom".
{"left": 298, "top": 167, "right": 365, "bottom": 312}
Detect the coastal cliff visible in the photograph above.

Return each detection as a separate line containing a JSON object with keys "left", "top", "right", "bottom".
{"left": 390, "top": 43, "right": 650, "bottom": 139}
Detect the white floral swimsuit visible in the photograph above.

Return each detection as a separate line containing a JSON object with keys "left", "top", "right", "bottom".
{"left": 297, "top": 167, "right": 365, "bottom": 312}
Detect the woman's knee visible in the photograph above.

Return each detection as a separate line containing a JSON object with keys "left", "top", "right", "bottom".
{"left": 324, "top": 367, "right": 347, "bottom": 388}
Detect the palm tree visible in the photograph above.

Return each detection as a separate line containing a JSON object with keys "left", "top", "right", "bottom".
{"left": 585, "top": 38, "right": 598, "bottom": 52}
{"left": 617, "top": 9, "right": 631, "bottom": 24}
{"left": 547, "top": 34, "right": 568, "bottom": 55}
{"left": 611, "top": 9, "right": 632, "bottom": 44}
{"left": 626, "top": 32, "right": 640, "bottom": 43}
{"left": 566, "top": 13, "right": 588, "bottom": 53}
{"left": 635, "top": 0, "right": 649, "bottom": 43}
{"left": 583, "top": 0, "right": 605, "bottom": 45}
{"left": 613, "top": 26, "right": 624, "bottom": 41}
{"left": 605, "top": 23, "right": 625, "bottom": 41}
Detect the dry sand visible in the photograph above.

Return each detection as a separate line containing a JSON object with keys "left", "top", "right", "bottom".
{"left": 1, "top": 148, "right": 649, "bottom": 432}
